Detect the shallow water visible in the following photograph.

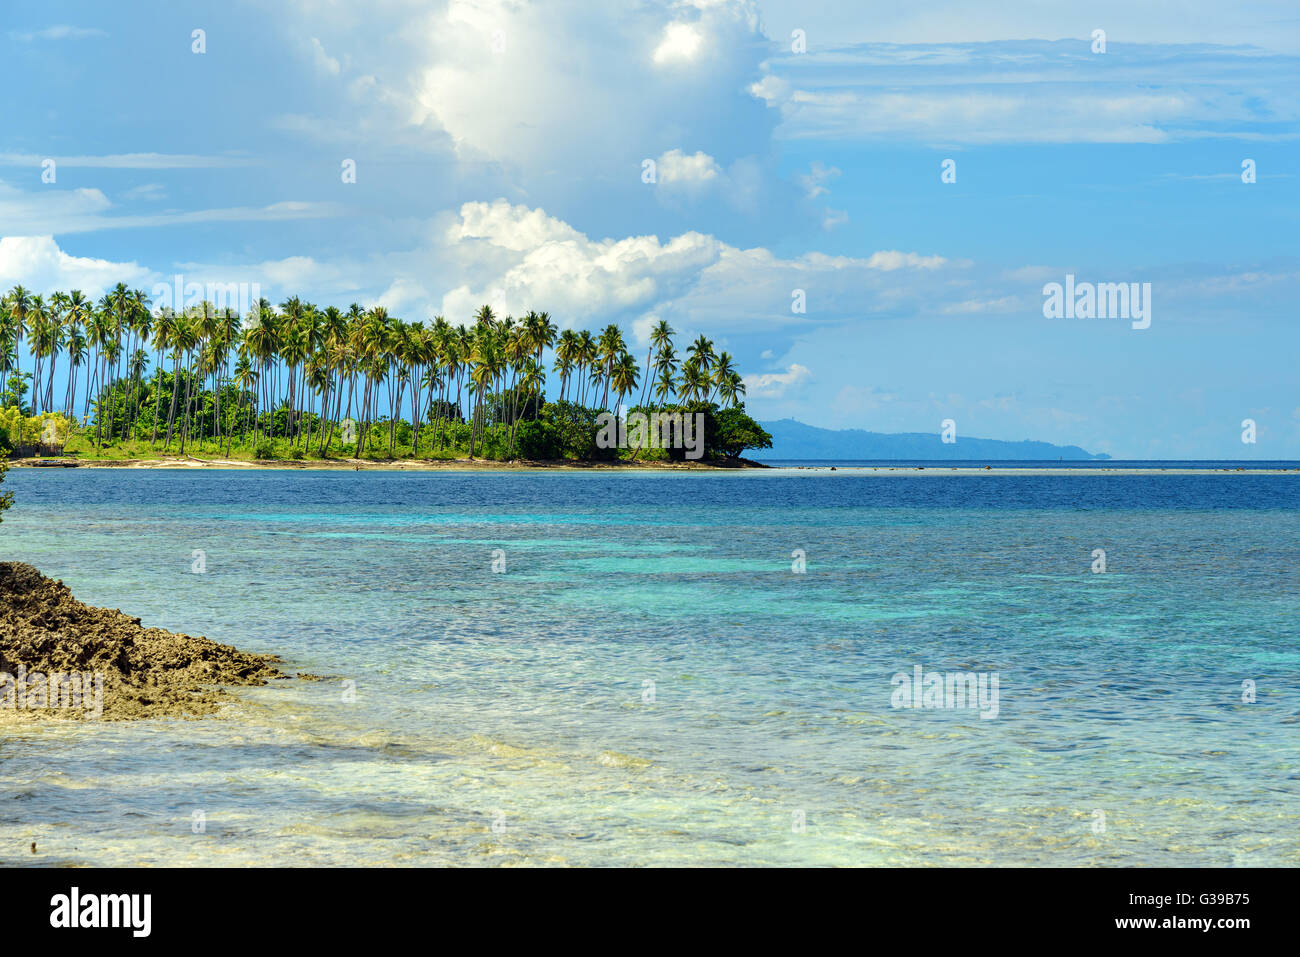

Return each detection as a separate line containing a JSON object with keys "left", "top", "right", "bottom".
{"left": 1, "top": 469, "right": 1297, "bottom": 866}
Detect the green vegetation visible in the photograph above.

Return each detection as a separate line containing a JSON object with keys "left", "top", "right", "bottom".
{"left": 2, "top": 284, "right": 771, "bottom": 463}
{"left": 0, "top": 407, "right": 73, "bottom": 454}
{"left": 0, "top": 457, "right": 10, "bottom": 521}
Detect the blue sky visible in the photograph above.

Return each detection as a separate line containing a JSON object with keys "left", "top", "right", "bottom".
{"left": 2, "top": 0, "right": 1298, "bottom": 457}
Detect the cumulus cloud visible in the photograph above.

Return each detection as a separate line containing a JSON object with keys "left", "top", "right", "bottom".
{"left": 426, "top": 202, "right": 972, "bottom": 333}
{"left": 438, "top": 199, "right": 723, "bottom": 323}
{"left": 651, "top": 149, "right": 764, "bottom": 211}
{"left": 745, "top": 363, "right": 811, "bottom": 398}
{"left": 161, "top": 199, "right": 962, "bottom": 336}
{"left": 656, "top": 149, "right": 724, "bottom": 191}
{"left": 0, "top": 236, "right": 152, "bottom": 296}
{"left": 653, "top": 22, "right": 704, "bottom": 64}
{"left": 397, "top": 0, "right": 774, "bottom": 178}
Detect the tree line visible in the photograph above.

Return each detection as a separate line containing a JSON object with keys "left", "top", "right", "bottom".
{"left": 0, "top": 283, "right": 767, "bottom": 461}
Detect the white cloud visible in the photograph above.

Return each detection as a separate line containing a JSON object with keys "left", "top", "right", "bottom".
{"left": 821, "top": 207, "right": 848, "bottom": 230}
{"left": 308, "top": 37, "right": 342, "bottom": 75}
{"left": 122, "top": 183, "right": 166, "bottom": 202}
{"left": 942, "top": 295, "right": 1022, "bottom": 315}
{"left": 657, "top": 149, "right": 723, "bottom": 190}
{"left": 653, "top": 22, "right": 704, "bottom": 64}
{"left": 752, "top": 40, "right": 1300, "bottom": 144}
{"left": 158, "top": 199, "right": 961, "bottom": 335}
{"left": 438, "top": 199, "right": 723, "bottom": 323}
{"left": 382, "top": 0, "right": 774, "bottom": 179}
{"left": 0, "top": 181, "right": 114, "bottom": 234}
{"left": 428, "top": 203, "right": 965, "bottom": 333}
{"left": 0, "top": 236, "right": 152, "bottom": 296}
{"left": 0, "top": 178, "right": 343, "bottom": 235}
{"left": 864, "top": 251, "right": 947, "bottom": 271}
{"left": 745, "top": 363, "right": 811, "bottom": 398}
{"left": 796, "top": 161, "right": 840, "bottom": 198}
{"left": 651, "top": 149, "right": 763, "bottom": 211}
{"left": 0, "top": 152, "right": 255, "bottom": 169}
{"left": 432, "top": 202, "right": 966, "bottom": 331}
{"left": 755, "top": 0, "right": 1300, "bottom": 53}
{"left": 10, "top": 25, "right": 106, "bottom": 42}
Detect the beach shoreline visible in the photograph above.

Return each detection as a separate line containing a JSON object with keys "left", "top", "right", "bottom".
{"left": 7, "top": 454, "right": 765, "bottom": 472}
{"left": 7, "top": 456, "right": 1297, "bottom": 475}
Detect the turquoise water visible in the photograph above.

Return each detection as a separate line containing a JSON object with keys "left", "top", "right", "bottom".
{"left": 2, "top": 469, "right": 1298, "bottom": 866}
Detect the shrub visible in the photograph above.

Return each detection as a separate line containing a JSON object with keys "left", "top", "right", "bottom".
{"left": 514, "top": 419, "right": 560, "bottom": 459}
{"left": 0, "top": 410, "right": 72, "bottom": 451}
{"left": 540, "top": 400, "right": 604, "bottom": 459}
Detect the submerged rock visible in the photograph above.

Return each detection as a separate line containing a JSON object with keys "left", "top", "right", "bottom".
{"left": 0, "top": 562, "right": 285, "bottom": 721}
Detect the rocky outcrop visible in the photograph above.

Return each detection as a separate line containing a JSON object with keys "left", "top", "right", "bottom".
{"left": 0, "top": 562, "right": 284, "bottom": 720}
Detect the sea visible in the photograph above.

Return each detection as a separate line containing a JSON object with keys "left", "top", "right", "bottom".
{"left": 1, "top": 466, "right": 1297, "bottom": 866}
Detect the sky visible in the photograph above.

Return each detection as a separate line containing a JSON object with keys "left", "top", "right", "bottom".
{"left": 1, "top": 0, "right": 1298, "bottom": 458}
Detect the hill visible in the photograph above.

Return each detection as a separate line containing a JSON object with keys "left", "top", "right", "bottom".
{"left": 753, "top": 419, "right": 1107, "bottom": 461}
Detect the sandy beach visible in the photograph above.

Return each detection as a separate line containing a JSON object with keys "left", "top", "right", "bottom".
{"left": 10, "top": 456, "right": 1297, "bottom": 475}
{"left": 8, "top": 454, "right": 762, "bottom": 471}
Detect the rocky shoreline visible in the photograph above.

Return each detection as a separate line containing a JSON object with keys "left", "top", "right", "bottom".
{"left": 0, "top": 562, "right": 286, "bottom": 721}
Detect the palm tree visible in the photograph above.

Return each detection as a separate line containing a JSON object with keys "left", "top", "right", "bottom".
{"left": 576, "top": 330, "right": 597, "bottom": 406}
{"left": 468, "top": 356, "right": 494, "bottom": 459}
{"left": 63, "top": 324, "right": 87, "bottom": 417}
{"left": 4, "top": 286, "right": 33, "bottom": 411}
{"left": 26, "top": 294, "right": 54, "bottom": 415}
{"left": 639, "top": 319, "right": 674, "bottom": 407}
{"left": 687, "top": 335, "right": 715, "bottom": 381}
{"left": 355, "top": 306, "right": 392, "bottom": 456}
{"left": 709, "top": 351, "right": 736, "bottom": 404}
{"left": 150, "top": 309, "right": 177, "bottom": 444}
{"left": 680, "top": 359, "right": 709, "bottom": 403}
{"left": 654, "top": 365, "right": 677, "bottom": 404}
{"left": 554, "top": 329, "right": 579, "bottom": 402}
{"left": 718, "top": 371, "right": 745, "bottom": 408}
{"left": 232, "top": 354, "right": 258, "bottom": 452}
{"left": 63, "top": 290, "right": 91, "bottom": 417}
{"left": 170, "top": 309, "right": 201, "bottom": 452}
{"left": 510, "top": 358, "right": 544, "bottom": 454}
{"left": 596, "top": 324, "right": 625, "bottom": 409}
{"left": 611, "top": 351, "right": 639, "bottom": 418}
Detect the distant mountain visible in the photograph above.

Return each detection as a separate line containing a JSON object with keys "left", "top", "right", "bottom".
{"left": 753, "top": 419, "right": 1109, "bottom": 461}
